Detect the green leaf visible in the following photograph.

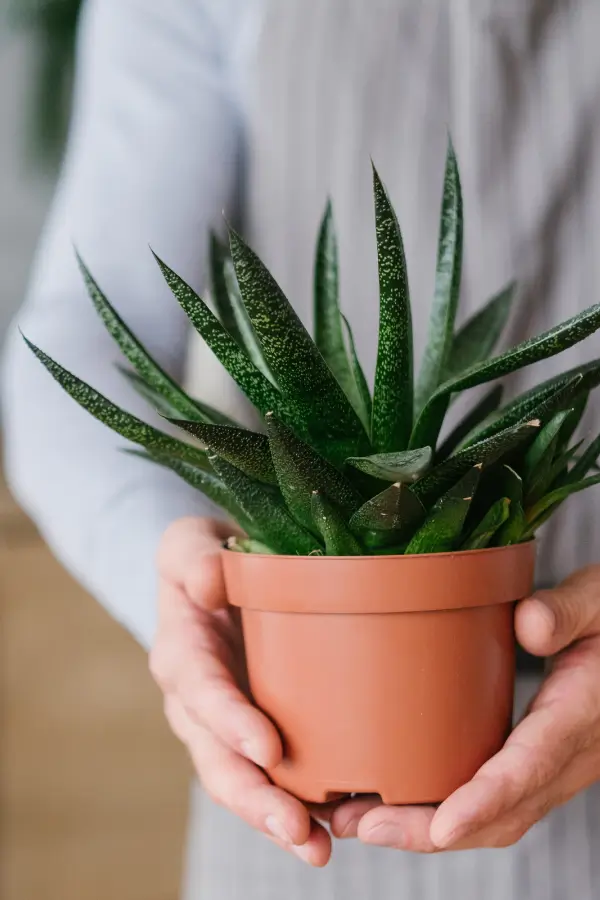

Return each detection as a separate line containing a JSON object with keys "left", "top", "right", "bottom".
{"left": 445, "top": 282, "right": 515, "bottom": 379}
{"left": 405, "top": 466, "right": 481, "bottom": 555}
{"left": 341, "top": 314, "right": 372, "bottom": 431}
{"left": 349, "top": 482, "right": 426, "bottom": 535}
{"left": 311, "top": 491, "right": 362, "bottom": 556}
{"left": 464, "top": 372, "right": 590, "bottom": 448}
{"left": 556, "top": 390, "right": 588, "bottom": 451}
{"left": 413, "top": 420, "right": 540, "bottom": 507}
{"left": 77, "top": 253, "right": 210, "bottom": 423}
{"left": 265, "top": 413, "right": 364, "bottom": 533}
{"left": 523, "top": 410, "right": 573, "bottom": 506}
{"left": 228, "top": 228, "right": 368, "bottom": 460}
{"left": 345, "top": 447, "right": 432, "bottom": 483}
{"left": 415, "top": 138, "right": 463, "bottom": 411}
{"left": 312, "top": 202, "right": 369, "bottom": 429}
{"left": 494, "top": 466, "right": 526, "bottom": 545}
{"left": 209, "top": 233, "right": 274, "bottom": 381}
{"left": 371, "top": 164, "right": 413, "bottom": 452}
{"left": 209, "top": 455, "right": 319, "bottom": 555}
{"left": 544, "top": 441, "right": 584, "bottom": 490}
{"left": 167, "top": 421, "right": 277, "bottom": 484}
{"left": 410, "top": 303, "right": 600, "bottom": 450}
{"left": 563, "top": 433, "right": 600, "bottom": 485}
{"left": 462, "top": 497, "right": 511, "bottom": 550}
{"left": 524, "top": 410, "right": 572, "bottom": 482}
{"left": 117, "top": 365, "right": 238, "bottom": 426}
{"left": 126, "top": 448, "right": 257, "bottom": 535}
{"left": 436, "top": 385, "right": 504, "bottom": 459}
{"left": 24, "top": 336, "right": 213, "bottom": 469}
{"left": 153, "top": 252, "right": 294, "bottom": 426}
{"left": 525, "top": 474, "right": 600, "bottom": 526}
{"left": 226, "top": 537, "right": 276, "bottom": 554}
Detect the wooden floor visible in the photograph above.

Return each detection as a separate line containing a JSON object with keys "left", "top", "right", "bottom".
{"left": 0, "top": 471, "right": 191, "bottom": 900}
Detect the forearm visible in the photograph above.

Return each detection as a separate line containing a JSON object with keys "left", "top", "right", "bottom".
{"left": 1, "top": 0, "right": 242, "bottom": 646}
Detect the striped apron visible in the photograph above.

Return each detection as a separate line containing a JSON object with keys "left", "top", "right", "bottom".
{"left": 184, "top": 2, "right": 600, "bottom": 895}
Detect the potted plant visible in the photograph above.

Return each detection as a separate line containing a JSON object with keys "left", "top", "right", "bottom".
{"left": 26, "top": 140, "right": 600, "bottom": 804}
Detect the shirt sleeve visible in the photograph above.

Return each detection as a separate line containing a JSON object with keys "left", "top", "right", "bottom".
{"left": 1, "top": 0, "right": 244, "bottom": 648}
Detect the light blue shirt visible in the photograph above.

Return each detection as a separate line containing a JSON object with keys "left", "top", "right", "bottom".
{"left": 2, "top": 0, "right": 261, "bottom": 647}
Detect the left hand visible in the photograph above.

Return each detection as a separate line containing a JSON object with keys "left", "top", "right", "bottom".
{"left": 329, "top": 565, "right": 600, "bottom": 852}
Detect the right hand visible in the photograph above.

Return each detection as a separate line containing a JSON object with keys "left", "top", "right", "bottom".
{"left": 150, "top": 517, "right": 332, "bottom": 866}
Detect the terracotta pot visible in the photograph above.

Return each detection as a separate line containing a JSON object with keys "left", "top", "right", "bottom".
{"left": 223, "top": 542, "right": 536, "bottom": 805}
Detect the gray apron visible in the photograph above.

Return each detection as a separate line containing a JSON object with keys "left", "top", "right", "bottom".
{"left": 184, "top": 2, "right": 600, "bottom": 895}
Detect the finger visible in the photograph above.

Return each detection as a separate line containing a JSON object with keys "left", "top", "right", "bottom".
{"left": 176, "top": 627, "right": 282, "bottom": 768}
{"left": 429, "top": 678, "right": 592, "bottom": 849}
{"left": 152, "top": 584, "right": 282, "bottom": 769}
{"left": 516, "top": 566, "right": 600, "bottom": 657}
{"left": 356, "top": 805, "right": 438, "bottom": 853}
{"left": 158, "top": 517, "right": 230, "bottom": 610}
{"left": 330, "top": 796, "right": 381, "bottom": 838}
{"left": 168, "top": 697, "right": 331, "bottom": 865}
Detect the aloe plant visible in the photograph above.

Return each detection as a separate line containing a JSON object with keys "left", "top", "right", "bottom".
{"left": 25, "top": 141, "right": 600, "bottom": 556}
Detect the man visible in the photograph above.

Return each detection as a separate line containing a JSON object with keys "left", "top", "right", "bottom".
{"left": 3, "top": 0, "right": 600, "bottom": 896}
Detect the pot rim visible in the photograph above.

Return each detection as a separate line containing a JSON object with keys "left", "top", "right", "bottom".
{"left": 221, "top": 538, "right": 535, "bottom": 562}
{"left": 222, "top": 540, "right": 537, "bottom": 614}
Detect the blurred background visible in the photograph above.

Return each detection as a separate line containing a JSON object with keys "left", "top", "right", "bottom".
{"left": 0, "top": 3, "right": 191, "bottom": 898}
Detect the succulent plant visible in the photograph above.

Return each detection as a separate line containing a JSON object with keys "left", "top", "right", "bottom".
{"left": 25, "top": 140, "right": 600, "bottom": 556}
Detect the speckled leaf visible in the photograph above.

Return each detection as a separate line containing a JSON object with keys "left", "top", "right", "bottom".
{"left": 346, "top": 447, "right": 432, "bottom": 483}
{"left": 153, "top": 252, "right": 298, "bottom": 428}
{"left": 77, "top": 253, "right": 210, "bottom": 423}
{"left": 228, "top": 228, "right": 368, "bottom": 459}
{"left": 167, "top": 421, "right": 277, "bottom": 484}
{"left": 24, "top": 337, "right": 213, "bottom": 469}
{"left": 445, "top": 282, "right": 515, "bottom": 379}
{"left": 525, "top": 475, "right": 600, "bottom": 527}
{"left": 266, "top": 413, "right": 363, "bottom": 533}
{"left": 405, "top": 466, "right": 481, "bottom": 555}
{"left": 412, "top": 420, "right": 540, "bottom": 507}
{"left": 410, "top": 303, "right": 600, "bottom": 450}
{"left": 209, "top": 233, "right": 273, "bottom": 381}
{"left": 349, "top": 482, "right": 426, "bottom": 535}
{"left": 311, "top": 491, "right": 362, "bottom": 556}
{"left": 209, "top": 455, "right": 319, "bottom": 555}
{"left": 313, "top": 202, "right": 368, "bottom": 427}
{"left": 462, "top": 497, "right": 511, "bottom": 550}
{"left": 436, "top": 385, "right": 504, "bottom": 459}
{"left": 341, "top": 314, "right": 372, "bottom": 430}
{"left": 415, "top": 138, "right": 463, "bottom": 412}
{"left": 118, "top": 365, "right": 238, "bottom": 426}
{"left": 371, "top": 164, "right": 413, "bottom": 452}
{"left": 464, "top": 373, "right": 587, "bottom": 447}
{"left": 127, "top": 448, "right": 257, "bottom": 536}
{"left": 495, "top": 466, "right": 526, "bottom": 545}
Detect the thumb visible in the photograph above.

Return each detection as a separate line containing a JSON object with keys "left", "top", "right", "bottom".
{"left": 158, "top": 517, "right": 233, "bottom": 611}
{"left": 515, "top": 565, "right": 600, "bottom": 656}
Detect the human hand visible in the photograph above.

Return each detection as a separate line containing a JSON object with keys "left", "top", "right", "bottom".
{"left": 330, "top": 565, "right": 600, "bottom": 852}
{"left": 150, "top": 517, "right": 331, "bottom": 866}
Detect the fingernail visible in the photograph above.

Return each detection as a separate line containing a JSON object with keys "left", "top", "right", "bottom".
{"left": 363, "top": 821, "right": 404, "bottom": 848}
{"left": 240, "top": 739, "right": 269, "bottom": 768}
{"left": 266, "top": 815, "right": 294, "bottom": 845}
{"left": 338, "top": 815, "right": 361, "bottom": 838}
{"left": 432, "top": 823, "right": 470, "bottom": 849}
{"left": 291, "top": 842, "right": 314, "bottom": 864}
{"left": 530, "top": 598, "right": 556, "bottom": 635}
